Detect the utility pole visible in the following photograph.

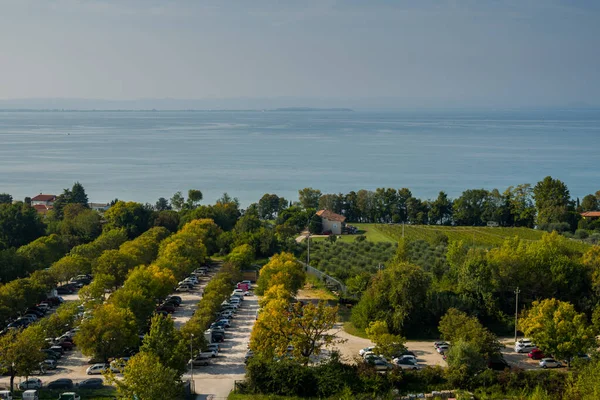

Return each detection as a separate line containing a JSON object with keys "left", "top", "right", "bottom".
{"left": 306, "top": 232, "right": 310, "bottom": 266}
{"left": 190, "top": 333, "right": 194, "bottom": 390}
{"left": 514, "top": 287, "right": 521, "bottom": 342}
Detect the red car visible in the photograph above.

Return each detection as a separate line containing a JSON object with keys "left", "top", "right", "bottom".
{"left": 528, "top": 349, "right": 545, "bottom": 360}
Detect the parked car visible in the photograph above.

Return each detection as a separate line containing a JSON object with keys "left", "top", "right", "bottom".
{"left": 41, "top": 360, "right": 57, "bottom": 370}
{"left": 393, "top": 355, "right": 417, "bottom": 364}
{"left": 368, "top": 358, "right": 394, "bottom": 371}
{"left": 58, "top": 340, "right": 75, "bottom": 351}
{"left": 215, "top": 318, "right": 231, "bottom": 328}
{"left": 19, "top": 378, "right": 42, "bottom": 390}
{"left": 86, "top": 363, "right": 109, "bottom": 375}
{"left": 437, "top": 345, "right": 450, "bottom": 354}
{"left": 77, "top": 378, "right": 104, "bottom": 389}
{"left": 539, "top": 358, "right": 562, "bottom": 368}
{"left": 393, "top": 359, "right": 421, "bottom": 370}
{"left": 488, "top": 357, "right": 510, "bottom": 371}
{"left": 190, "top": 353, "right": 213, "bottom": 366}
{"left": 175, "top": 286, "right": 191, "bottom": 292}
{"left": 359, "top": 346, "right": 375, "bottom": 356}
{"left": 207, "top": 344, "right": 220, "bottom": 353}
{"left": 515, "top": 339, "right": 536, "bottom": 353}
{"left": 528, "top": 349, "right": 546, "bottom": 360}
{"left": 244, "top": 350, "right": 254, "bottom": 364}
{"left": 46, "top": 379, "right": 74, "bottom": 390}
{"left": 219, "top": 310, "right": 234, "bottom": 319}
{"left": 434, "top": 341, "right": 449, "bottom": 348}
{"left": 156, "top": 304, "right": 176, "bottom": 313}
{"left": 42, "top": 349, "right": 61, "bottom": 360}
{"left": 57, "top": 393, "right": 80, "bottom": 400}
{"left": 50, "top": 345, "right": 65, "bottom": 355}
{"left": 166, "top": 296, "right": 182, "bottom": 305}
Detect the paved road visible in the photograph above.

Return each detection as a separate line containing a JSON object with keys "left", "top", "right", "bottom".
{"left": 189, "top": 295, "right": 259, "bottom": 400}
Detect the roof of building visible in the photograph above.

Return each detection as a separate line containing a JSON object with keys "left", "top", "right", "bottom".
{"left": 88, "top": 203, "right": 110, "bottom": 208}
{"left": 33, "top": 204, "right": 53, "bottom": 214}
{"left": 316, "top": 209, "right": 346, "bottom": 222}
{"left": 581, "top": 211, "right": 600, "bottom": 217}
{"left": 31, "top": 194, "right": 56, "bottom": 201}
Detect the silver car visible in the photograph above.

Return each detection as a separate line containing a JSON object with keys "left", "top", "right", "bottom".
{"left": 539, "top": 358, "right": 562, "bottom": 368}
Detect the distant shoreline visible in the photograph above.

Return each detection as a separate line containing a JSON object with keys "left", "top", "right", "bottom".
{"left": 0, "top": 108, "right": 354, "bottom": 113}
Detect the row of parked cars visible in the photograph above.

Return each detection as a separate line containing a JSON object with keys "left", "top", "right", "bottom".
{"left": 358, "top": 346, "right": 420, "bottom": 371}
{"left": 175, "top": 267, "right": 209, "bottom": 292}
{"left": 191, "top": 280, "right": 253, "bottom": 366}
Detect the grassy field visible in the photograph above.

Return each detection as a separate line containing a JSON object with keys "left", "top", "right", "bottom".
{"left": 310, "top": 224, "right": 554, "bottom": 247}
{"left": 297, "top": 275, "right": 337, "bottom": 301}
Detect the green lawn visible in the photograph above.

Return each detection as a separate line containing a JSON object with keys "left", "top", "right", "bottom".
{"left": 310, "top": 223, "right": 396, "bottom": 243}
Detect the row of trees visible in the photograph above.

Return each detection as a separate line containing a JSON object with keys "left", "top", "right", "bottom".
{"left": 75, "top": 219, "right": 221, "bottom": 362}
{"left": 292, "top": 178, "right": 599, "bottom": 230}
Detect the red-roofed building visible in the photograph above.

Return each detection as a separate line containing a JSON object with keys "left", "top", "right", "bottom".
{"left": 581, "top": 211, "right": 600, "bottom": 220}
{"left": 31, "top": 194, "right": 56, "bottom": 206}
{"left": 316, "top": 209, "right": 346, "bottom": 235}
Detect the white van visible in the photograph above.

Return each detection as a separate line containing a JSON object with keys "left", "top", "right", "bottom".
{"left": 22, "top": 390, "right": 38, "bottom": 400}
{"left": 0, "top": 390, "right": 12, "bottom": 400}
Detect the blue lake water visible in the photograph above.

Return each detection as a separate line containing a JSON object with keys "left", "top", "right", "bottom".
{"left": 0, "top": 109, "right": 598, "bottom": 206}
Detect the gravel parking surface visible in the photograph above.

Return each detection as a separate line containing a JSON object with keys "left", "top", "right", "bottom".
{"left": 190, "top": 295, "right": 259, "bottom": 400}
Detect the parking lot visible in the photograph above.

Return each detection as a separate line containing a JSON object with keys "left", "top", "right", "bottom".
{"left": 190, "top": 295, "right": 259, "bottom": 400}
{"left": 0, "top": 269, "right": 217, "bottom": 391}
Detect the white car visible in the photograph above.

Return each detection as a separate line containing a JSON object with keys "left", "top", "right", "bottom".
{"left": 539, "top": 358, "right": 562, "bottom": 368}
{"left": 19, "top": 377, "right": 42, "bottom": 390}
{"left": 86, "top": 363, "right": 109, "bottom": 375}
{"left": 515, "top": 340, "right": 536, "bottom": 353}
{"left": 359, "top": 346, "right": 375, "bottom": 356}
{"left": 393, "top": 359, "right": 420, "bottom": 370}
{"left": 437, "top": 345, "right": 449, "bottom": 353}
{"left": 176, "top": 286, "right": 191, "bottom": 292}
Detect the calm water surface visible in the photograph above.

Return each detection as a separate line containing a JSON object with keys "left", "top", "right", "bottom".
{"left": 0, "top": 109, "right": 598, "bottom": 205}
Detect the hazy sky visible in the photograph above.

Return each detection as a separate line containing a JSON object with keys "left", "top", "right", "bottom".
{"left": 1, "top": 0, "right": 599, "bottom": 107}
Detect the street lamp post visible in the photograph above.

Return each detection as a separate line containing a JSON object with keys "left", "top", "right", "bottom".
{"left": 306, "top": 232, "right": 310, "bottom": 266}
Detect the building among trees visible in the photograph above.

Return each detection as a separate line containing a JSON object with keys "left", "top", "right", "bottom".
{"left": 316, "top": 209, "right": 346, "bottom": 235}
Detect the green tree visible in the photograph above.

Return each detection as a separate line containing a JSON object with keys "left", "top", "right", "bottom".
{"left": 438, "top": 308, "right": 501, "bottom": 359}
{"left": 255, "top": 252, "right": 306, "bottom": 295}
{"left": 429, "top": 191, "right": 453, "bottom": 225}
{"left": 107, "top": 352, "right": 183, "bottom": 400}
{"left": 563, "top": 359, "right": 600, "bottom": 399}
{"left": 0, "top": 194, "right": 12, "bottom": 204}
{"left": 187, "top": 189, "right": 203, "bottom": 208}
{"left": 298, "top": 187, "right": 322, "bottom": 210}
{"left": 17, "top": 234, "right": 66, "bottom": 271}
{"left": 0, "top": 325, "right": 46, "bottom": 392}
{"left": 365, "top": 320, "right": 406, "bottom": 358}
{"left": 581, "top": 194, "right": 599, "bottom": 212}
{"left": 109, "top": 288, "right": 155, "bottom": 330}
{"left": 154, "top": 197, "right": 171, "bottom": 211}
{"left": 76, "top": 303, "right": 139, "bottom": 362}
{"left": 445, "top": 340, "right": 486, "bottom": 387}
{"left": 140, "top": 314, "right": 188, "bottom": 374}
{"left": 351, "top": 262, "right": 430, "bottom": 335}
{"left": 50, "top": 254, "right": 90, "bottom": 283}
{"left": 170, "top": 191, "right": 185, "bottom": 211}
{"left": 93, "top": 250, "right": 137, "bottom": 288}
{"left": 504, "top": 184, "right": 536, "bottom": 227}
{"left": 71, "top": 182, "right": 89, "bottom": 206}
{"left": 0, "top": 202, "right": 45, "bottom": 250}
{"left": 452, "top": 189, "right": 490, "bottom": 226}
{"left": 533, "top": 176, "right": 572, "bottom": 225}
{"left": 226, "top": 244, "right": 255, "bottom": 270}
{"left": 520, "top": 298, "right": 595, "bottom": 366}
{"left": 104, "top": 201, "right": 152, "bottom": 238}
